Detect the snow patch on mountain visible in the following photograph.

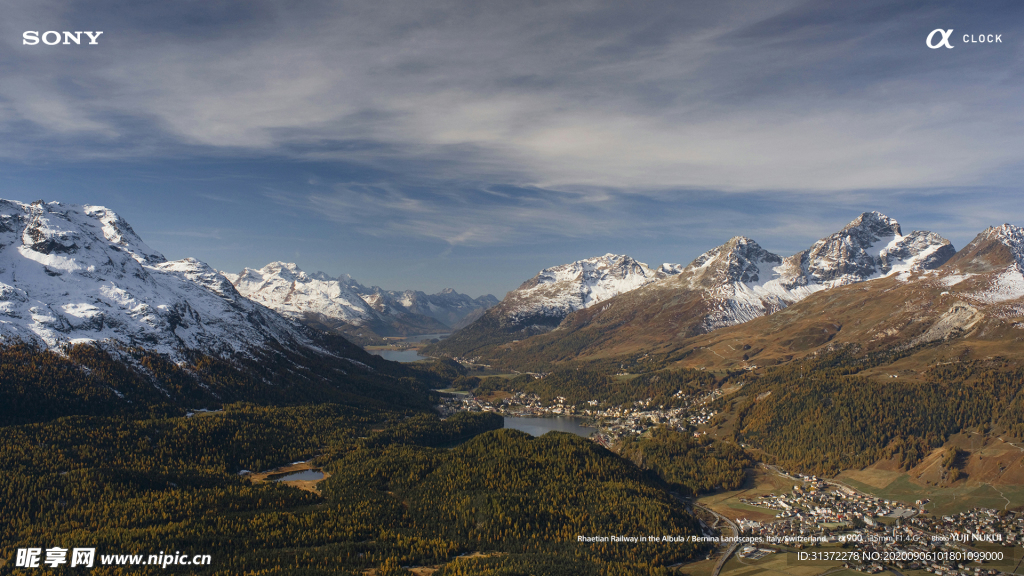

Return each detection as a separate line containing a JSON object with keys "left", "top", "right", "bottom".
{"left": 941, "top": 274, "right": 974, "bottom": 287}
{"left": 230, "top": 262, "right": 379, "bottom": 325}
{"left": 500, "top": 253, "right": 678, "bottom": 325}
{"left": 974, "top": 269, "right": 1024, "bottom": 303}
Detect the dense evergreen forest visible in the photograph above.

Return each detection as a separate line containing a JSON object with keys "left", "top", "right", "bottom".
{"left": 724, "top": 351, "right": 1024, "bottom": 475}
{"left": 0, "top": 341, "right": 468, "bottom": 426}
{"left": 618, "top": 427, "right": 752, "bottom": 495}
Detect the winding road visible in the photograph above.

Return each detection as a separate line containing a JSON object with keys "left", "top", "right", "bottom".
{"left": 692, "top": 502, "right": 741, "bottom": 576}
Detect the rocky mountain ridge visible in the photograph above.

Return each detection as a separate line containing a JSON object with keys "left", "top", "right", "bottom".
{"left": 421, "top": 253, "right": 684, "bottom": 356}
{"left": 498, "top": 253, "right": 682, "bottom": 329}
{"left": 342, "top": 279, "right": 498, "bottom": 331}
{"left": 672, "top": 212, "right": 956, "bottom": 332}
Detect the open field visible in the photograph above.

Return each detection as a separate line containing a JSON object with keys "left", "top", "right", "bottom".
{"left": 675, "top": 557, "right": 718, "bottom": 576}
{"left": 245, "top": 460, "right": 330, "bottom": 495}
{"left": 698, "top": 466, "right": 800, "bottom": 522}
{"left": 474, "top": 390, "right": 513, "bottom": 402}
{"left": 837, "top": 471, "right": 1024, "bottom": 515}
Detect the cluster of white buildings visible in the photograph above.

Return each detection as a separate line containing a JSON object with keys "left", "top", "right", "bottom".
{"left": 735, "top": 482, "right": 1018, "bottom": 576}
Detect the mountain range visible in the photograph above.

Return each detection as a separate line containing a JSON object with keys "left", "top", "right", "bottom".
{"left": 424, "top": 212, "right": 957, "bottom": 363}
{"left": 223, "top": 263, "right": 497, "bottom": 344}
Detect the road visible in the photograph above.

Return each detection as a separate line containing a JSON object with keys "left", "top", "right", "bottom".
{"left": 692, "top": 502, "right": 741, "bottom": 576}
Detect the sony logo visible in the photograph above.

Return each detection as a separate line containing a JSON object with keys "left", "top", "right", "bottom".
{"left": 22, "top": 31, "right": 103, "bottom": 45}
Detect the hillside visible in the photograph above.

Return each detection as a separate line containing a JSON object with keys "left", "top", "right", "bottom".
{"left": 0, "top": 199, "right": 437, "bottom": 423}
{"left": 424, "top": 253, "right": 682, "bottom": 358}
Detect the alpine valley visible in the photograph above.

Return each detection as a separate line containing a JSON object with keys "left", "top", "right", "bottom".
{"left": 7, "top": 200, "right": 1024, "bottom": 576}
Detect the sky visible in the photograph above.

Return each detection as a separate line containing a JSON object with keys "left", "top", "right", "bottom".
{"left": 2, "top": 0, "right": 1023, "bottom": 297}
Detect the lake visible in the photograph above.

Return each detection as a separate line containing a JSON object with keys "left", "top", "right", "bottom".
{"left": 503, "top": 416, "right": 595, "bottom": 438}
{"left": 369, "top": 333, "right": 450, "bottom": 362}
{"left": 370, "top": 349, "right": 425, "bottom": 362}
{"left": 272, "top": 469, "right": 325, "bottom": 482}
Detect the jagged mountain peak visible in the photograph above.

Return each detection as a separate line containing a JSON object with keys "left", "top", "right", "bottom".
{"left": 477, "top": 252, "right": 678, "bottom": 331}
{"left": 256, "top": 261, "right": 316, "bottom": 280}
{"left": 656, "top": 263, "right": 684, "bottom": 277}
{"left": 522, "top": 253, "right": 651, "bottom": 289}
{"left": 231, "top": 262, "right": 378, "bottom": 326}
{"left": 794, "top": 211, "right": 952, "bottom": 287}
{"left": 840, "top": 211, "right": 902, "bottom": 237}
{"left": 515, "top": 253, "right": 660, "bottom": 300}
{"left": 685, "top": 236, "right": 782, "bottom": 285}
{"left": 5, "top": 199, "right": 166, "bottom": 266}
{"left": 945, "top": 224, "right": 1024, "bottom": 274}
{"left": 981, "top": 223, "right": 1024, "bottom": 249}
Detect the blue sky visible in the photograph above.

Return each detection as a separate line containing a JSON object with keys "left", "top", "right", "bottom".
{"left": 2, "top": 0, "right": 1023, "bottom": 297}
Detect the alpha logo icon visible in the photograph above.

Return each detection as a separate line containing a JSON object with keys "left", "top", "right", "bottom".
{"left": 926, "top": 29, "right": 954, "bottom": 49}
{"left": 926, "top": 29, "right": 1003, "bottom": 49}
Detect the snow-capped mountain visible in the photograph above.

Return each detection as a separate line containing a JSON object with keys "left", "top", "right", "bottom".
{"left": 681, "top": 212, "right": 956, "bottom": 331}
{"left": 225, "top": 263, "right": 497, "bottom": 339}
{"left": 496, "top": 253, "right": 681, "bottom": 328}
{"left": 779, "top": 211, "right": 954, "bottom": 288}
{"left": 658, "top": 222, "right": 1024, "bottom": 371}
{"left": 224, "top": 263, "right": 379, "bottom": 326}
{"left": 422, "top": 253, "right": 683, "bottom": 357}
{"left": 935, "top": 223, "right": 1024, "bottom": 306}
{"left": 0, "top": 200, "right": 318, "bottom": 359}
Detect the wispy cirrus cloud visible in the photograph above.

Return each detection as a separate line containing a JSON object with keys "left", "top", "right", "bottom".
{"left": 3, "top": 0, "right": 1023, "bottom": 193}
